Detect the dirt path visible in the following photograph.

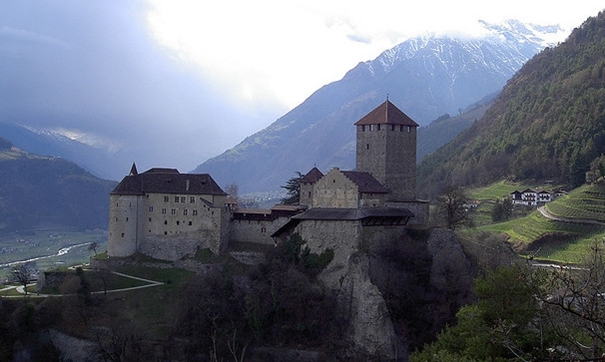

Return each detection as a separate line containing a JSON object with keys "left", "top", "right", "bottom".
{"left": 1, "top": 271, "right": 164, "bottom": 298}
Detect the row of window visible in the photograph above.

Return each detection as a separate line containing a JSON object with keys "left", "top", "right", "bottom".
{"left": 154, "top": 219, "right": 193, "bottom": 226}
{"left": 148, "top": 206, "right": 199, "bottom": 216}
{"left": 163, "top": 195, "right": 196, "bottom": 203}
{"left": 359, "top": 124, "right": 412, "bottom": 132}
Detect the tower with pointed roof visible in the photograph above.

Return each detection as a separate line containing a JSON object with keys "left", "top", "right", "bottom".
{"left": 355, "top": 100, "right": 418, "bottom": 201}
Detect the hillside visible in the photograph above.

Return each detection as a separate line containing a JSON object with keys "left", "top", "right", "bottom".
{"left": 194, "top": 20, "right": 557, "bottom": 193}
{"left": 0, "top": 123, "right": 119, "bottom": 180}
{"left": 418, "top": 12, "right": 605, "bottom": 198}
{"left": 417, "top": 94, "right": 495, "bottom": 161}
{"left": 0, "top": 138, "right": 116, "bottom": 232}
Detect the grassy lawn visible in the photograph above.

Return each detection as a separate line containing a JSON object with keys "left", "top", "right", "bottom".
{"left": 540, "top": 231, "right": 605, "bottom": 263}
{"left": 467, "top": 180, "right": 536, "bottom": 201}
{"left": 1, "top": 265, "right": 199, "bottom": 340}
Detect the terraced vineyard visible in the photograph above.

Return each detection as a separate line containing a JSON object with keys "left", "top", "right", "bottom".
{"left": 465, "top": 181, "right": 605, "bottom": 263}
{"left": 545, "top": 182, "right": 605, "bottom": 222}
{"left": 483, "top": 212, "right": 602, "bottom": 244}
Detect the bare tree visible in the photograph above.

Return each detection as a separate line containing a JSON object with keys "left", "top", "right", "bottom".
{"left": 540, "top": 243, "right": 605, "bottom": 359}
{"left": 12, "top": 263, "right": 34, "bottom": 300}
{"left": 435, "top": 186, "right": 470, "bottom": 230}
{"left": 88, "top": 241, "right": 99, "bottom": 256}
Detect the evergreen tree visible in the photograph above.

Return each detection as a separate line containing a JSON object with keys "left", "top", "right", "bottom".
{"left": 281, "top": 171, "right": 303, "bottom": 205}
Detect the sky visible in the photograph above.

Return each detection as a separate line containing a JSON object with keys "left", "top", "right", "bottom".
{"left": 0, "top": 1, "right": 604, "bottom": 179}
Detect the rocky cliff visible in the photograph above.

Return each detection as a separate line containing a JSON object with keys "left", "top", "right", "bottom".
{"left": 315, "top": 227, "right": 475, "bottom": 360}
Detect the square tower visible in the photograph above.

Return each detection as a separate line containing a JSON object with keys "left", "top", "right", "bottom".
{"left": 355, "top": 100, "right": 419, "bottom": 201}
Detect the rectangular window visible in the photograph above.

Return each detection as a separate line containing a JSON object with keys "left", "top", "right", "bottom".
{"left": 181, "top": 196, "right": 186, "bottom": 203}
{"left": 171, "top": 209, "right": 176, "bottom": 215}
{"left": 192, "top": 209, "right": 198, "bottom": 216}
{"left": 188, "top": 221, "right": 192, "bottom": 226}
{"left": 162, "top": 208, "right": 167, "bottom": 214}
{"left": 121, "top": 233, "right": 124, "bottom": 237}
{"left": 175, "top": 196, "right": 180, "bottom": 203}
{"left": 164, "top": 196, "right": 169, "bottom": 202}
{"left": 148, "top": 206, "right": 154, "bottom": 212}
{"left": 190, "top": 196, "right": 195, "bottom": 203}
{"left": 183, "top": 209, "right": 188, "bottom": 216}
{"left": 148, "top": 218, "right": 152, "bottom": 222}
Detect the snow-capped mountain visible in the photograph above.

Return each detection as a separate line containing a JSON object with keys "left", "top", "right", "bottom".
{"left": 193, "top": 20, "right": 565, "bottom": 194}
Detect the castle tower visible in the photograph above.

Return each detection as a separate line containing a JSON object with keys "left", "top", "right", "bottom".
{"left": 355, "top": 100, "right": 419, "bottom": 201}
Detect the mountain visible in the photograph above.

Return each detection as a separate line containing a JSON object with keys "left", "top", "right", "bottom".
{"left": 193, "top": 20, "right": 562, "bottom": 194}
{"left": 0, "top": 138, "right": 117, "bottom": 233}
{"left": 417, "top": 93, "right": 497, "bottom": 161}
{"left": 417, "top": 12, "right": 605, "bottom": 198}
{"left": 0, "top": 123, "right": 123, "bottom": 180}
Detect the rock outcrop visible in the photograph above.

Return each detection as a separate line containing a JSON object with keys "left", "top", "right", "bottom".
{"left": 317, "top": 227, "right": 474, "bottom": 361}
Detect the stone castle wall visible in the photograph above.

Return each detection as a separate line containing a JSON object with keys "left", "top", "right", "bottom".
{"left": 356, "top": 124, "right": 417, "bottom": 201}
{"left": 107, "top": 194, "right": 143, "bottom": 257}
{"left": 312, "top": 168, "right": 359, "bottom": 208}
{"left": 108, "top": 191, "right": 230, "bottom": 259}
{"left": 385, "top": 200, "right": 429, "bottom": 226}
{"left": 230, "top": 216, "right": 291, "bottom": 245}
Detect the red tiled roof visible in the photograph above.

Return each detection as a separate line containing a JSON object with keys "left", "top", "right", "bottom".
{"left": 354, "top": 100, "right": 419, "bottom": 127}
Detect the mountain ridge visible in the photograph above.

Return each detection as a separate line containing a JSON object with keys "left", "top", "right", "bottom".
{"left": 417, "top": 11, "right": 605, "bottom": 197}
{"left": 0, "top": 137, "right": 116, "bottom": 232}
{"left": 194, "top": 19, "right": 560, "bottom": 194}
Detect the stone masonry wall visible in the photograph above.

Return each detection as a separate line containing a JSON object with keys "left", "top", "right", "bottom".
{"left": 229, "top": 216, "right": 290, "bottom": 245}
{"left": 312, "top": 168, "right": 359, "bottom": 208}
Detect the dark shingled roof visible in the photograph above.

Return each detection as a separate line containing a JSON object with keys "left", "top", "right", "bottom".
{"left": 111, "top": 168, "right": 226, "bottom": 196}
{"left": 342, "top": 171, "right": 390, "bottom": 194}
{"left": 301, "top": 167, "right": 324, "bottom": 184}
{"left": 270, "top": 206, "right": 414, "bottom": 237}
{"left": 292, "top": 207, "right": 413, "bottom": 221}
{"left": 354, "top": 100, "right": 419, "bottom": 127}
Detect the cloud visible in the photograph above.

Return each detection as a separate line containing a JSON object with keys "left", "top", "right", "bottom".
{"left": 0, "top": 0, "right": 602, "bottom": 181}
{"left": 0, "top": 0, "right": 282, "bottom": 179}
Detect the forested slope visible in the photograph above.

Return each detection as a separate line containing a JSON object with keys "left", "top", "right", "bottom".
{"left": 0, "top": 138, "right": 116, "bottom": 232}
{"left": 418, "top": 12, "right": 605, "bottom": 198}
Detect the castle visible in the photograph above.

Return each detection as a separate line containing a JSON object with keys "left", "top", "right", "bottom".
{"left": 107, "top": 100, "right": 429, "bottom": 261}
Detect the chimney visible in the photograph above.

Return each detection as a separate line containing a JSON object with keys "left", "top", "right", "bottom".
{"left": 186, "top": 179, "right": 190, "bottom": 191}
